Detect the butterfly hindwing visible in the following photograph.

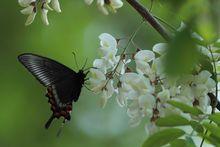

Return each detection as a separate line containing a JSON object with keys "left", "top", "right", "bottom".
{"left": 51, "top": 76, "right": 83, "bottom": 106}
{"left": 18, "top": 53, "right": 76, "bottom": 86}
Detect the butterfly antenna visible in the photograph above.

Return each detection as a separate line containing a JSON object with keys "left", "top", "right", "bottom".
{"left": 82, "top": 58, "right": 88, "bottom": 70}
{"left": 72, "top": 52, "right": 79, "bottom": 70}
{"left": 56, "top": 119, "right": 66, "bottom": 137}
{"left": 84, "top": 67, "right": 98, "bottom": 71}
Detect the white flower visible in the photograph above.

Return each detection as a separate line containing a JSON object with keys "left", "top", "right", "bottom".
{"left": 18, "top": 0, "right": 35, "bottom": 7}
{"left": 110, "top": 0, "right": 123, "bottom": 9}
{"left": 89, "top": 68, "right": 115, "bottom": 108}
{"left": 114, "top": 58, "right": 131, "bottom": 75}
{"left": 24, "top": 11, "right": 36, "bottom": 26}
{"left": 97, "top": 0, "right": 109, "bottom": 15}
{"left": 198, "top": 45, "right": 210, "bottom": 57}
{"left": 177, "top": 22, "right": 187, "bottom": 32}
{"left": 120, "top": 73, "right": 154, "bottom": 96}
{"left": 89, "top": 68, "right": 106, "bottom": 92}
{"left": 145, "top": 123, "right": 160, "bottom": 136}
{"left": 134, "top": 50, "right": 156, "bottom": 80}
{"left": 85, "top": 0, "right": 94, "bottom": 5}
{"left": 192, "top": 32, "right": 204, "bottom": 41}
{"left": 115, "top": 87, "right": 127, "bottom": 107}
{"left": 135, "top": 49, "right": 165, "bottom": 82}
{"left": 157, "top": 87, "right": 170, "bottom": 104}
{"left": 93, "top": 58, "right": 111, "bottom": 73}
{"left": 41, "top": 8, "right": 49, "bottom": 26}
{"left": 116, "top": 72, "right": 155, "bottom": 111}
{"left": 127, "top": 94, "right": 155, "bottom": 127}
{"left": 99, "top": 33, "right": 117, "bottom": 55}
{"left": 19, "top": 0, "right": 36, "bottom": 26}
{"left": 178, "top": 70, "right": 215, "bottom": 112}
{"left": 196, "top": 70, "right": 213, "bottom": 84}
{"left": 135, "top": 50, "right": 155, "bottom": 63}
{"left": 100, "top": 80, "right": 115, "bottom": 108}
{"left": 151, "top": 56, "right": 166, "bottom": 79}
{"left": 195, "top": 95, "right": 210, "bottom": 112}
{"left": 92, "top": 33, "right": 121, "bottom": 73}
{"left": 152, "top": 43, "right": 168, "bottom": 55}
{"left": 18, "top": 0, "right": 61, "bottom": 25}
{"left": 135, "top": 59, "right": 151, "bottom": 76}
{"left": 89, "top": 36, "right": 218, "bottom": 141}
{"left": 20, "top": 5, "right": 34, "bottom": 15}
{"left": 191, "top": 71, "right": 215, "bottom": 101}
{"left": 99, "top": 33, "right": 119, "bottom": 68}
{"left": 51, "top": 0, "right": 61, "bottom": 13}
{"left": 85, "top": 0, "right": 123, "bottom": 15}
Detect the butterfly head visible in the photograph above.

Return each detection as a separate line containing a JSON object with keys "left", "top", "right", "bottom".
{"left": 77, "top": 69, "right": 89, "bottom": 84}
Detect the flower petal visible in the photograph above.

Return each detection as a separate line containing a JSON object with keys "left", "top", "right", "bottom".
{"left": 135, "top": 50, "right": 155, "bottom": 63}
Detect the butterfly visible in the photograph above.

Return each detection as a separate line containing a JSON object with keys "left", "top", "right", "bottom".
{"left": 18, "top": 53, "right": 89, "bottom": 129}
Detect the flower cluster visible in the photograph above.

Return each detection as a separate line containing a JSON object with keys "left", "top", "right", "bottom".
{"left": 89, "top": 33, "right": 217, "bottom": 135}
{"left": 18, "top": 0, "right": 123, "bottom": 25}
{"left": 89, "top": 33, "right": 129, "bottom": 107}
{"left": 18, "top": 0, "right": 61, "bottom": 26}
{"left": 85, "top": 0, "right": 123, "bottom": 15}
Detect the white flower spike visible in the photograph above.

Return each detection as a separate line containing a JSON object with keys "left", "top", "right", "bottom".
{"left": 90, "top": 32, "right": 218, "bottom": 140}
{"left": 85, "top": 0, "right": 123, "bottom": 15}
{"left": 18, "top": 0, "right": 61, "bottom": 26}
{"left": 19, "top": 0, "right": 37, "bottom": 26}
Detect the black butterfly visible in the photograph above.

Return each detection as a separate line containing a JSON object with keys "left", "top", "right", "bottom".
{"left": 18, "top": 53, "right": 89, "bottom": 129}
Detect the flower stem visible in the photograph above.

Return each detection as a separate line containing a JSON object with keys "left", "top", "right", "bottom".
{"left": 200, "top": 46, "right": 218, "bottom": 147}
{"left": 153, "top": 15, "right": 177, "bottom": 32}
{"left": 126, "top": 0, "right": 172, "bottom": 41}
{"left": 121, "top": 20, "right": 145, "bottom": 55}
{"left": 103, "top": 20, "right": 144, "bottom": 88}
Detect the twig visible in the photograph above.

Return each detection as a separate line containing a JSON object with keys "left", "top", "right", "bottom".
{"left": 126, "top": 0, "right": 172, "bottom": 41}
{"left": 103, "top": 20, "right": 145, "bottom": 88}
{"left": 200, "top": 46, "right": 218, "bottom": 147}
{"left": 153, "top": 15, "right": 177, "bottom": 32}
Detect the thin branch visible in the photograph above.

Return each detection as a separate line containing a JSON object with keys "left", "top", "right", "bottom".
{"left": 126, "top": 0, "right": 172, "bottom": 41}
{"left": 103, "top": 20, "right": 145, "bottom": 88}
{"left": 153, "top": 15, "right": 177, "bottom": 32}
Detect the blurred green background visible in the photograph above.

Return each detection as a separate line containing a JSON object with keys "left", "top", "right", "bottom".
{"left": 0, "top": 1, "right": 219, "bottom": 147}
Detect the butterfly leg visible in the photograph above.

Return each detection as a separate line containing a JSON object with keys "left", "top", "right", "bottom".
{"left": 56, "top": 118, "right": 66, "bottom": 137}
{"left": 83, "top": 85, "right": 94, "bottom": 92}
{"left": 45, "top": 114, "right": 56, "bottom": 129}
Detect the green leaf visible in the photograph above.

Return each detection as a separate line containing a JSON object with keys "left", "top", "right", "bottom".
{"left": 201, "top": 134, "right": 220, "bottom": 146}
{"left": 185, "top": 136, "right": 196, "bottom": 147}
{"left": 213, "top": 41, "right": 220, "bottom": 48}
{"left": 169, "top": 139, "right": 188, "bottom": 147}
{"left": 195, "top": 16, "right": 218, "bottom": 44}
{"left": 165, "top": 27, "right": 199, "bottom": 76}
{"left": 167, "top": 100, "right": 203, "bottom": 116}
{"left": 190, "top": 121, "right": 204, "bottom": 133}
{"left": 210, "top": 133, "right": 220, "bottom": 143}
{"left": 209, "top": 113, "right": 220, "bottom": 126}
{"left": 156, "top": 115, "right": 190, "bottom": 127}
{"left": 203, "top": 123, "right": 220, "bottom": 138}
{"left": 142, "top": 128, "right": 185, "bottom": 147}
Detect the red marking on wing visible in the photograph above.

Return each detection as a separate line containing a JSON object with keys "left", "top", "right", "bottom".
{"left": 45, "top": 87, "right": 73, "bottom": 120}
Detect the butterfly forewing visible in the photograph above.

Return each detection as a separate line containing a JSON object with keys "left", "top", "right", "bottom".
{"left": 18, "top": 53, "right": 76, "bottom": 86}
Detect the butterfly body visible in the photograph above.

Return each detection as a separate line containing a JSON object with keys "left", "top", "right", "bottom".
{"left": 18, "top": 53, "right": 87, "bottom": 129}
